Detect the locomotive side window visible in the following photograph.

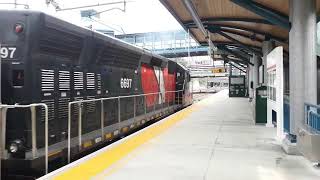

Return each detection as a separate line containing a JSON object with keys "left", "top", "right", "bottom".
{"left": 12, "top": 70, "right": 24, "bottom": 87}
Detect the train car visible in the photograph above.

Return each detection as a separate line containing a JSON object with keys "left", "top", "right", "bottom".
{"left": 0, "top": 10, "right": 192, "bottom": 179}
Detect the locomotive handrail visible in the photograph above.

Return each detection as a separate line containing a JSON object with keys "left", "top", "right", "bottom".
{"left": 67, "top": 90, "right": 184, "bottom": 163}
{"left": 0, "top": 103, "right": 49, "bottom": 174}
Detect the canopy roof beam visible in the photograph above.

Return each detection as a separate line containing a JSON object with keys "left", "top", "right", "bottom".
{"left": 218, "top": 45, "right": 254, "bottom": 66}
{"left": 183, "top": 17, "right": 273, "bottom": 26}
{"left": 223, "top": 55, "right": 248, "bottom": 68}
{"left": 182, "top": 0, "right": 206, "bottom": 37}
{"left": 229, "top": 62, "right": 246, "bottom": 73}
{"left": 230, "top": 0, "right": 290, "bottom": 29}
{"left": 187, "top": 23, "right": 287, "bottom": 43}
{"left": 218, "top": 28, "right": 264, "bottom": 42}
{"left": 215, "top": 31, "right": 262, "bottom": 56}
{"left": 229, "top": 60, "right": 247, "bottom": 69}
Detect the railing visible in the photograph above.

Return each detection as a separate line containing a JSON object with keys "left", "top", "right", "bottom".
{"left": 67, "top": 90, "right": 184, "bottom": 163}
{"left": 0, "top": 103, "right": 49, "bottom": 174}
{"left": 283, "top": 95, "right": 290, "bottom": 133}
{"left": 304, "top": 103, "right": 320, "bottom": 133}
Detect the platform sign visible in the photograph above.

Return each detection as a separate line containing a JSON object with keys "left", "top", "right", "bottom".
{"left": 212, "top": 67, "right": 226, "bottom": 73}
{"left": 266, "top": 47, "right": 284, "bottom": 140}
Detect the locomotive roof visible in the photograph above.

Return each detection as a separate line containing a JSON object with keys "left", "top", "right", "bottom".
{"left": 1, "top": 10, "right": 171, "bottom": 67}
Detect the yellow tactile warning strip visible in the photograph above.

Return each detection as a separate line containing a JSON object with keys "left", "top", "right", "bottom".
{"left": 52, "top": 104, "right": 197, "bottom": 180}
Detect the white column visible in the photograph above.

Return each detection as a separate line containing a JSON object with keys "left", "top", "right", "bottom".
{"left": 289, "top": 0, "right": 317, "bottom": 134}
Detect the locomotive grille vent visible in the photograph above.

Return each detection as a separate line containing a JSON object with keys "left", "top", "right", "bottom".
{"left": 41, "top": 99, "right": 55, "bottom": 122}
{"left": 39, "top": 25, "right": 83, "bottom": 61}
{"left": 58, "top": 98, "right": 70, "bottom": 119}
{"left": 97, "top": 44, "right": 140, "bottom": 69}
{"left": 97, "top": 74, "right": 102, "bottom": 90}
{"left": 86, "top": 73, "right": 95, "bottom": 90}
{"left": 59, "top": 71, "right": 70, "bottom": 91}
{"left": 41, "top": 69, "right": 55, "bottom": 92}
{"left": 86, "top": 96, "right": 96, "bottom": 113}
{"left": 74, "top": 72, "right": 84, "bottom": 90}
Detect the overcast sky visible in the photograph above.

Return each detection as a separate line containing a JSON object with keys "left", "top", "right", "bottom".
{"left": 0, "top": 0, "right": 183, "bottom": 34}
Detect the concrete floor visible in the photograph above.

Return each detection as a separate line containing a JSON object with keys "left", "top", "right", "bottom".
{"left": 90, "top": 90, "right": 320, "bottom": 180}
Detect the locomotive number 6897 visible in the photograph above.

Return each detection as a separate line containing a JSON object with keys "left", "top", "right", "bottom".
{"left": 120, "top": 78, "right": 133, "bottom": 89}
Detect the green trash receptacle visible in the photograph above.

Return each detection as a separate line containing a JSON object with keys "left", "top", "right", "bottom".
{"left": 255, "top": 86, "right": 267, "bottom": 124}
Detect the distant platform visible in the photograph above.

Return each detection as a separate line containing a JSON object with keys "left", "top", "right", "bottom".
{"left": 40, "top": 90, "right": 320, "bottom": 180}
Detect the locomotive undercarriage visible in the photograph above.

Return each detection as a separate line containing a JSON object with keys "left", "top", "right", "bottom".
{"left": 1, "top": 102, "right": 181, "bottom": 179}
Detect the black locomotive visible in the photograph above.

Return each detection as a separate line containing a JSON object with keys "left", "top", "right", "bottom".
{"left": 0, "top": 10, "right": 192, "bottom": 179}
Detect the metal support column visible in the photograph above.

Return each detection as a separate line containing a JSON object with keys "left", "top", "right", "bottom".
{"left": 248, "top": 57, "right": 254, "bottom": 99}
{"left": 100, "top": 100, "right": 104, "bottom": 139}
{"left": 0, "top": 108, "right": 7, "bottom": 178}
{"left": 31, "top": 106, "right": 37, "bottom": 158}
{"left": 0, "top": 44, "right": 2, "bottom": 178}
{"left": 289, "top": 0, "right": 317, "bottom": 134}
{"left": 78, "top": 103, "right": 82, "bottom": 150}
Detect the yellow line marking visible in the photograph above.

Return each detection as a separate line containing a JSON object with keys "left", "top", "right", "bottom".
{"left": 92, "top": 137, "right": 154, "bottom": 180}
{"left": 105, "top": 133, "right": 112, "bottom": 139}
{"left": 83, "top": 141, "right": 93, "bottom": 148}
{"left": 53, "top": 105, "right": 197, "bottom": 180}
{"left": 122, "top": 127, "right": 129, "bottom": 133}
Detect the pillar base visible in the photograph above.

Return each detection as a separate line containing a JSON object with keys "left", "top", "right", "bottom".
{"left": 281, "top": 137, "right": 301, "bottom": 155}
{"left": 265, "top": 123, "right": 274, "bottom": 128}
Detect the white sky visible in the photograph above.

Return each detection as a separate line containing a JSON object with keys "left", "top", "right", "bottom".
{"left": 0, "top": 0, "right": 183, "bottom": 34}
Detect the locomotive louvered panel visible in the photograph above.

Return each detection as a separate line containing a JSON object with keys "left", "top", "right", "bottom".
{"left": 96, "top": 45, "right": 141, "bottom": 69}
{"left": 97, "top": 73, "right": 102, "bottom": 90}
{"left": 41, "top": 99, "right": 55, "bottom": 122}
{"left": 58, "top": 98, "right": 70, "bottom": 119}
{"left": 39, "top": 25, "right": 83, "bottom": 60}
{"left": 41, "top": 69, "right": 55, "bottom": 92}
{"left": 86, "top": 96, "right": 96, "bottom": 113}
{"left": 86, "top": 73, "right": 95, "bottom": 90}
{"left": 59, "top": 71, "right": 70, "bottom": 91}
{"left": 74, "top": 72, "right": 84, "bottom": 90}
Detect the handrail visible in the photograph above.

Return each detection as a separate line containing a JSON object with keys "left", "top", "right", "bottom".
{"left": 0, "top": 103, "right": 49, "bottom": 174}
{"left": 305, "top": 102, "right": 320, "bottom": 109}
{"left": 304, "top": 103, "right": 320, "bottom": 133}
{"left": 67, "top": 90, "right": 184, "bottom": 163}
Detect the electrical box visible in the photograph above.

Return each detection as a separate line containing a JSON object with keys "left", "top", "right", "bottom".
{"left": 229, "top": 75, "right": 246, "bottom": 97}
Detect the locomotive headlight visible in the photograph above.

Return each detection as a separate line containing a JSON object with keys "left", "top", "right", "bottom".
{"left": 14, "top": 23, "right": 24, "bottom": 34}
{"left": 9, "top": 139, "right": 23, "bottom": 153}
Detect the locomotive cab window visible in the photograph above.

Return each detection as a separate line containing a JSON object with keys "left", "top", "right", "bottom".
{"left": 12, "top": 70, "right": 24, "bottom": 87}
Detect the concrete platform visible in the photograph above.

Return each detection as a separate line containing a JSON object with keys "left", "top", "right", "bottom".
{"left": 40, "top": 90, "right": 320, "bottom": 180}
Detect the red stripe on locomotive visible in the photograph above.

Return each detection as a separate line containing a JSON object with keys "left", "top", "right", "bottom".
{"left": 141, "top": 64, "right": 158, "bottom": 107}
{"left": 163, "top": 67, "right": 176, "bottom": 104}
{"left": 141, "top": 64, "right": 176, "bottom": 107}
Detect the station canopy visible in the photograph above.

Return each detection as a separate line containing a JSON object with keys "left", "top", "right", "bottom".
{"left": 160, "top": 0, "right": 320, "bottom": 65}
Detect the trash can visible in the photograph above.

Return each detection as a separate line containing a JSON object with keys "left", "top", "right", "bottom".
{"left": 255, "top": 86, "right": 267, "bottom": 124}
